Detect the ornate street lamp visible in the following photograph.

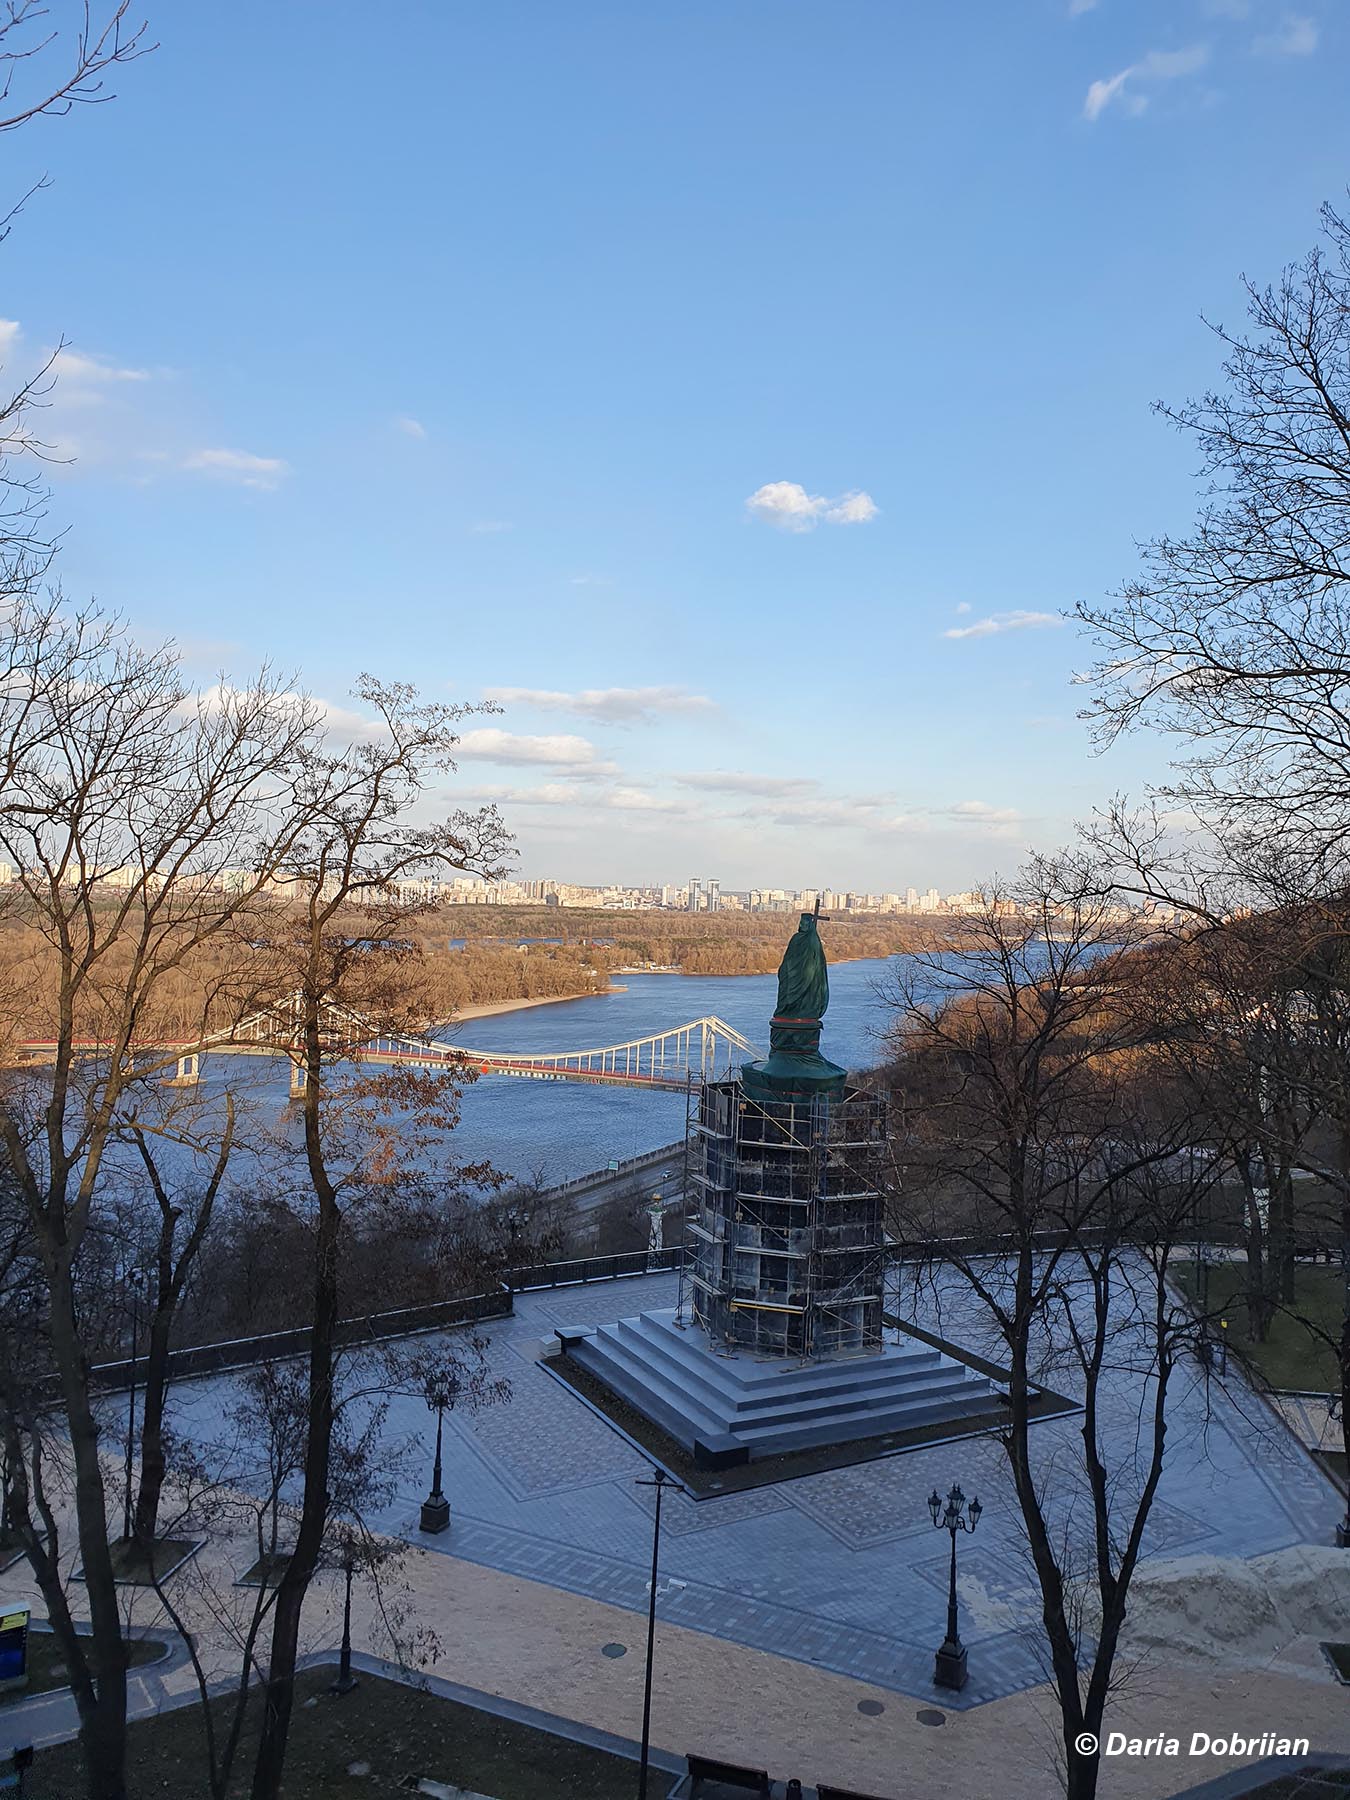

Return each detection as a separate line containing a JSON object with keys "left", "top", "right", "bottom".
{"left": 419, "top": 1369, "right": 459, "bottom": 1535}
{"left": 927, "top": 1480, "right": 982, "bottom": 1690}
{"left": 329, "top": 1540, "right": 359, "bottom": 1695}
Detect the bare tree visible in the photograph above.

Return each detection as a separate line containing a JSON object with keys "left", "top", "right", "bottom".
{"left": 884, "top": 856, "right": 1218, "bottom": 1800}
{"left": 1077, "top": 202, "right": 1350, "bottom": 877}
{"left": 246, "top": 678, "right": 509, "bottom": 1800}
{"left": 1078, "top": 202, "right": 1350, "bottom": 1545}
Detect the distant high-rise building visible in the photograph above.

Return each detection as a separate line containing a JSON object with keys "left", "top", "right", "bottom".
{"left": 905, "top": 886, "right": 919, "bottom": 910}
{"left": 706, "top": 878, "right": 720, "bottom": 913}
{"left": 688, "top": 878, "right": 701, "bottom": 913}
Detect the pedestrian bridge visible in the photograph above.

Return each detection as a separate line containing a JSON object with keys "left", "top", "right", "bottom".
{"left": 154, "top": 996, "right": 762, "bottom": 1093}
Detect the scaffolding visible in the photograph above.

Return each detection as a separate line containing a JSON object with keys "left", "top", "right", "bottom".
{"left": 684, "top": 1076, "right": 888, "bottom": 1360}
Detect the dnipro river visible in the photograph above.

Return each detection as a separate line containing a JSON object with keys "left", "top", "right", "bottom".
{"left": 441, "top": 956, "right": 899, "bottom": 1184}
{"left": 172, "top": 956, "right": 903, "bottom": 1190}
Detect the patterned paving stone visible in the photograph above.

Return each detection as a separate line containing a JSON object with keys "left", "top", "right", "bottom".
{"left": 180, "top": 1260, "right": 1347, "bottom": 1713}
{"left": 453, "top": 1361, "right": 645, "bottom": 1499}
{"left": 628, "top": 1482, "right": 794, "bottom": 1537}
{"left": 785, "top": 1437, "right": 1008, "bottom": 1550}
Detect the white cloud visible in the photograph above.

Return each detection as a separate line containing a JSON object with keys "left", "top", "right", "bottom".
{"left": 0, "top": 319, "right": 19, "bottom": 362}
{"left": 605, "top": 787, "right": 691, "bottom": 814}
{"left": 823, "top": 490, "right": 880, "bottom": 525}
{"left": 395, "top": 415, "right": 428, "bottom": 439}
{"left": 183, "top": 447, "right": 289, "bottom": 490}
{"left": 485, "top": 685, "right": 715, "bottom": 724}
{"left": 457, "top": 781, "right": 589, "bottom": 808}
{"left": 49, "top": 348, "right": 150, "bottom": 392}
{"left": 944, "top": 610, "right": 1064, "bottom": 640}
{"left": 675, "top": 770, "right": 818, "bottom": 797}
{"left": 745, "top": 480, "right": 880, "bottom": 532}
{"left": 946, "top": 800, "right": 1024, "bottom": 824}
{"left": 1084, "top": 42, "right": 1208, "bottom": 119}
{"left": 1253, "top": 14, "right": 1317, "bottom": 55}
{"left": 455, "top": 727, "right": 618, "bottom": 773}
{"left": 955, "top": 602, "right": 972, "bottom": 615}
{"left": 1069, "top": 0, "right": 1100, "bottom": 14}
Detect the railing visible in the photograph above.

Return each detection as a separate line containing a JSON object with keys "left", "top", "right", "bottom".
{"left": 507, "top": 1245, "right": 685, "bottom": 1292}
{"left": 85, "top": 1286, "right": 513, "bottom": 1393}
{"left": 534, "top": 1141, "right": 684, "bottom": 1203}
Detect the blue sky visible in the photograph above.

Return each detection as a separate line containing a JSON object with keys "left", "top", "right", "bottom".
{"left": 3, "top": 0, "right": 1343, "bottom": 889}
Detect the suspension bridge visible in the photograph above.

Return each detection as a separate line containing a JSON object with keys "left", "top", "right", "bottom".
{"left": 17, "top": 995, "right": 762, "bottom": 1094}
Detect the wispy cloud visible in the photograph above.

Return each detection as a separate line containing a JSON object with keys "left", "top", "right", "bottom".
{"left": 49, "top": 348, "right": 151, "bottom": 396}
{"left": 1083, "top": 43, "right": 1209, "bottom": 119}
{"left": 1253, "top": 13, "right": 1317, "bottom": 55}
{"left": 1068, "top": 0, "right": 1100, "bottom": 14}
{"left": 485, "top": 685, "right": 715, "bottom": 724}
{"left": 675, "top": 770, "right": 819, "bottom": 798}
{"left": 745, "top": 480, "right": 880, "bottom": 532}
{"left": 944, "top": 610, "right": 1064, "bottom": 640}
{"left": 456, "top": 727, "right": 619, "bottom": 773}
{"left": 394, "top": 415, "right": 428, "bottom": 439}
{"left": 183, "top": 447, "right": 289, "bottom": 490}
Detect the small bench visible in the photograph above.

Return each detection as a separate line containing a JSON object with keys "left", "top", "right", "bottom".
{"left": 686, "top": 1751, "right": 772, "bottom": 1796}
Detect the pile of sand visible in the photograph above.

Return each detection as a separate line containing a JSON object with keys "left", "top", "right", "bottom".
{"left": 1101, "top": 1544, "right": 1350, "bottom": 1665}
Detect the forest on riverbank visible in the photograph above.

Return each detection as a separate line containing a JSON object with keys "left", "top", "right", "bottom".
{"left": 428, "top": 904, "right": 956, "bottom": 981}
{"left": 0, "top": 901, "right": 959, "bottom": 1042}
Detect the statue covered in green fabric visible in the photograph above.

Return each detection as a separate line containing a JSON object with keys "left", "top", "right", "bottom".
{"left": 773, "top": 910, "right": 830, "bottom": 1025}
{"left": 741, "top": 909, "right": 847, "bottom": 1102}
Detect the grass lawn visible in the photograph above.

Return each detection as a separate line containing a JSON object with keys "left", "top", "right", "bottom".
{"left": 22, "top": 1665, "right": 643, "bottom": 1799}
{"left": 1174, "top": 1262, "right": 1343, "bottom": 1391}
{"left": 0, "top": 1630, "right": 166, "bottom": 1707}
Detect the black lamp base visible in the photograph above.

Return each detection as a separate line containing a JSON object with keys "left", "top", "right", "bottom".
{"left": 934, "top": 1640, "right": 969, "bottom": 1691}
{"left": 419, "top": 1492, "right": 451, "bottom": 1535}
{"left": 328, "top": 1670, "right": 359, "bottom": 1696}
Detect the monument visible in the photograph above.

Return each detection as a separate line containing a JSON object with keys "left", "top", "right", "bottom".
{"left": 558, "top": 908, "right": 998, "bottom": 1467}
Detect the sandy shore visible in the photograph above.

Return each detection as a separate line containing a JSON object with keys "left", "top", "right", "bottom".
{"left": 450, "top": 986, "right": 622, "bottom": 1021}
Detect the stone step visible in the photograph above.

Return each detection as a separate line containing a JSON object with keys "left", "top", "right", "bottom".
{"left": 609, "top": 1317, "right": 984, "bottom": 1431}
{"left": 617, "top": 1311, "right": 946, "bottom": 1409}
{"left": 733, "top": 1383, "right": 1002, "bottom": 1455}
{"left": 567, "top": 1334, "right": 725, "bottom": 1446}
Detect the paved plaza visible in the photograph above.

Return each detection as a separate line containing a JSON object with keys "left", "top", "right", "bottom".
{"left": 331, "top": 1266, "right": 1344, "bottom": 1711}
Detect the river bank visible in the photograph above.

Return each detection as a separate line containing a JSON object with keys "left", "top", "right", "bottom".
{"left": 451, "top": 986, "right": 626, "bottom": 1022}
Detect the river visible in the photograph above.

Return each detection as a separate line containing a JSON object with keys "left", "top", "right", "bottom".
{"left": 442, "top": 956, "right": 900, "bottom": 1184}
{"left": 167, "top": 957, "right": 903, "bottom": 1191}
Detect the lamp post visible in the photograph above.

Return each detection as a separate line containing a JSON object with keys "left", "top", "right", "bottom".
{"left": 635, "top": 1466, "right": 681, "bottom": 1800}
{"left": 121, "top": 1267, "right": 146, "bottom": 1546}
{"left": 329, "top": 1542, "right": 359, "bottom": 1695}
{"left": 419, "top": 1371, "right": 457, "bottom": 1535}
{"left": 927, "top": 1480, "right": 982, "bottom": 1691}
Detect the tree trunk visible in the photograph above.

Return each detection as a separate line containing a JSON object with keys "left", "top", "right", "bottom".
{"left": 1238, "top": 1159, "right": 1271, "bottom": 1342}
{"left": 132, "top": 1299, "right": 174, "bottom": 1546}
{"left": 251, "top": 1045, "right": 339, "bottom": 1800}
{"left": 1276, "top": 1164, "right": 1297, "bottom": 1306}
{"left": 47, "top": 1265, "right": 130, "bottom": 1800}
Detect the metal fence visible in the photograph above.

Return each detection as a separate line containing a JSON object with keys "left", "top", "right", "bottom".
{"left": 507, "top": 1245, "right": 685, "bottom": 1292}
{"left": 86, "top": 1285, "right": 513, "bottom": 1392}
